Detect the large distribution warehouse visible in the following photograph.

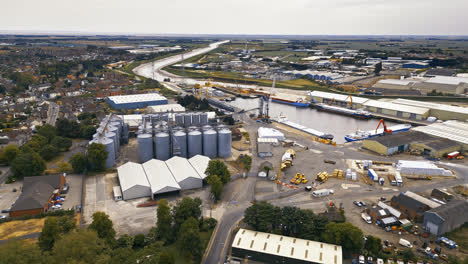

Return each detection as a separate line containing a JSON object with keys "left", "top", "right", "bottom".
{"left": 117, "top": 155, "right": 210, "bottom": 200}
{"left": 106, "top": 93, "right": 168, "bottom": 109}
{"left": 231, "top": 229, "right": 342, "bottom": 264}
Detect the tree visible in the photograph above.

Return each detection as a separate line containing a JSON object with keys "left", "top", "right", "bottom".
{"left": 70, "top": 153, "right": 87, "bottom": 173}
{"left": 51, "top": 136, "right": 72, "bottom": 151}
{"left": 401, "top": 248, "right": 416, "bottom": 262}
{"left": 238, "top": 155, "right": 252, "bottom": 171}
{"left": 11, "top": 152, "right": 46, "bottom": 178}
{"left": 374, "top": 62, "right": 382, "bottom": 75}
{"left": 322, "top": 222, "right": 364, "bottom": 253}
{"left": 87, "top": 143, "right": 108, "bottom": 171}
{"left": 172, "top": 197, "right": 202, "bottom": 232}
{"left": 88, "top": 212, "right": 116, "bottom": 246}
{"left": 51, "top": 229, "right": 111, "bottom": 264}
{"left": 37, "top": 124, "right": 57, "bottom": 143}
{"left": 116, "top": 234, "right": 134, "bottom": 248}
{"left": 207, "top": 174, "right": 223, "bottom": 201}
{"left": 244, "top": 201, "right": 281, "bottom": 233}
{"left": 364, "top": 235, "right": 382, "bottom": 256}
{"left": 39, "top": 144, "right": 58, "bottom": 161}
{"left": 57, "top": 215, "right": 76, "bottom": 234}
{"left": 1, "top": 144, "right": 20, "bottom": 165}
{"left": 39, "top": 217, "right": 62, "bottom": 251}
{"left": 57, "top": 162, "right": 73, "bottom": 173}
{"left": 80, "top": 125, "right": 97, "bottom": 140}
{"left": 178, "top": 217, "right": 202, "bottom": 262}
{"left": 159, "top": 250, "right": 175, "bottom": 264}
{"left": 21, "top": 140, "right": 41, "bottom": 153}
{"left": 156, "top": 199, "right": 173, "bottom": 243}
{"left": 30, "top": 135, "right": 48, "bottom": 148}
{"left": 133, "top": 234, "right": 146, "bottom": 249}
{"left": 56, "top": 119, "right": 81, "bottom": 138}
{"left": 0, "top": 240, "right": 43, "bottom": 264}
{"left": 205, "top": 160, "right": 231, "bottom": 185}
{"left": 110, "top": 248, "right": 136, "bottom": 264}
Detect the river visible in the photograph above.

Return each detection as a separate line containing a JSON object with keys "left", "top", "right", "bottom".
{"left": 227, "top": 98, "right": 398, "bottom": 144}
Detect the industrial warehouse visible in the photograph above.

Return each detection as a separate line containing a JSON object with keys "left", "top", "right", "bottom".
{"left": 117, "top": 155, "right": 210, "bottom": 200}
{"left": 106, "top": 93, "right": 168, "bottom": 109}
{"left": 308, "top": 91, "right": 468, "bottom": 121}
{"left": 231, "top": 229, "right": 342, "bottom": 264}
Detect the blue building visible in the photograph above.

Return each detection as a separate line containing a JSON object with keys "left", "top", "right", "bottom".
{"left": 402, "top": 62, "right": 429, "bottom": 69}
{"left": 106, "top": 93, "right": 168, "bottom": 109}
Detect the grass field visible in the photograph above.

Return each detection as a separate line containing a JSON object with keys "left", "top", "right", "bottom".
{"left": 446, "top": 223, "right": 468, "bottom": 252}
{"left": 0, "top": 218, "right": 46, "bottom": 240}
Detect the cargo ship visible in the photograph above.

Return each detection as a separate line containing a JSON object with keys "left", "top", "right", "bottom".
{"left": 344, "top": 124, "right": 411, "bottom": 142}
{"left": 314, "top": 103, "right": 372, "bottom": 119}
{"left": 263, "top": 95, "right": 309, "bottom": 107}
{"left": 276, "top": 116, "right": 334, "bottom": 140}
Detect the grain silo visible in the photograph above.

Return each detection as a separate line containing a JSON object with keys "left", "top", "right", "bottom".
{"left": 200, "top": 112, "right": 208, "bottom": 125}
{"left": 107, "top": 125, "right": 120, "bottom": 151}
{"left": 105, "top": 131, "right": 118, "bottom": 158}
{"left": 161, "top": 113, "right": 169, "bottom": 121}
{"left": 202, "top": 125, "right": 212, "bottom": 131}
{"left": 184, "top": 114, "right": 192, "bottom": 127}
{"left": 137, "top": 133, "right": 154, "bottom": 163}
{"left": 203, "top": 129, "right": 217, "bottom": 158}
{"left": 175, "top": 113, "right": 184, "bottom": 126}
{"left": 172, "top": 130, "right": 187, "bottom": 158}
{"left": 192, "top": 112, "right": 200, "bottom": 126}
{"left": 217, "top": 128, "right": 232, "bottom": 158}
{"left": 188, "top": 129, "right": 202, "bottom": 158}
{"left": 154, "top": 131, "right": 171, "bottom": 161}
{"left": 91, "top": 137, "right": 115, "bottom": 168}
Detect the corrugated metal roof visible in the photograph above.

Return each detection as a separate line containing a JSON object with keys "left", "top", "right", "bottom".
{"left": 404, "top": 191, "right": 441, "bottom": 209}
{"left": 188, "top": 155, "right": 211, "bottom": 180}
{"left": 364, "top": 100, "right": 429, "bottom": 115}
{"left": 376, "top": 79, "right": 418, "bottom": 86}
{"left": 148, "top": 103, "right": 185, "bottom": 113}
{"left": 166, "top": 156, "right": 202, "bottom": 183}
{"left": 118, "top": 162, "right": 150, "bottom": 192}
{"left": 108, "top": 93, "right": 166, "bottom": 104}
{"left": 142, "top": 159, "right": 180, "bottom": 194}
{"left": 425, "top": 76, "right": 468, "bottom": 85}
{"left": 308, "top": 91, "right": 369, "bottom": 104}
{"left": 232, "top": 229, "right": 342, "bottom": 264}
{"left": 391, "top": 99, "right": 468, "bottom": 115}
{"left": 378, "top": 201, "right": 401, "bottom": 218}
{"left": 413, "top": 121, "right": 468, "bottom": 145}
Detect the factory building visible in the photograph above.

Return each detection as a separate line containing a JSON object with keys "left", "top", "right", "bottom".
{"left": 308, "top": 91, "right": 369, "bottom": 109}
{"left": 117, "top": 155, "right": 211, "bottom": 200}
{"left": 362, "top": 131, "right": 461, "bottom": 158}
{"left": 412, "top": 120, "right": 468, "bottom": 149}
{"left": 106, "top": 93, "right": 168, "bottom": 109}
{"left": 284, "top": 70, "right": 344, "bottom": 84}
{"left": 118, "top": 162, "right": 152, "bottom": 200}
{"left": 402, "top": 62, "right": 429, "bottom": 69}
{"left": 231, "top": 228, "right": 342, "bottom": 264}
{"left": 413, "top": 76, "right": 468, "bottom": 95}
{"left": 363, "top": 100, "right": 429, "bottom": 120}
{"left": 423, "top": 200, "right": 468, "bottom": 236}
{"left": 147, "top": 103, "right": 185, "bottom": 113}
{"left": 391, "top": 99, "right": 468, "bottom": 121}
{"left": 391, "top": 191, "right": 440, "bottom": 222}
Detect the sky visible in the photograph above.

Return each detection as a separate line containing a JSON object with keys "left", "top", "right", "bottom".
{"left": 2, "top": 0, "right": 468, "bottom": 35}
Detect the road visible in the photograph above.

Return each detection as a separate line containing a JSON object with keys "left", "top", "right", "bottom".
{"left": 46, "top": 102, "right": 59, "bottom": 126}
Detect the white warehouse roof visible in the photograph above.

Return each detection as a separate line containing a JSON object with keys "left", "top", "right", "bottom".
{"left": 404, "top": 191, "right": 441, "bottom": 209}
{"left": 233, "top": 229, "right": 342, "bottom": 264}
{"left": 391, "top": 99, "right": 468, "bottom": 115}
{"left": 425, "top": 76, "right": 468, "bottom": 85}
{"left": 118, "top": 162, "right": 150, "bottom": 191}
{"left": 376, "top": 79, "right": 420, "bottom": 86}
{"left": 258, "top": 127, "right": 285, "bottom": 141}
{"left": 412, "top": 120, "right": 468, "bottom": 145}
{"left": 147, "top": 104, "right": 185, "bottom": 113}
{"left": 142, "top": 159, "right": 181, "bottom": 195}
{"left": 166, "top": 156, "right": 203, "bottom": 190}
{"left": 308, "top": 91, "right": 369, "bottom": 104}
{"left": 108, "top": 93, "right": 167, "bottom": 104}
{"left": 364, "top": 100, "right": 429, "bottom": 115}
{"left": 188, "top": 155, "right": 211, "bottom": 180}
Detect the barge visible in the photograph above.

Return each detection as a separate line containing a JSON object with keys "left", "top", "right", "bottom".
{"left": 314, "top": 103, "right": 372, "bottom": 119}
{"left": 276, "top": 116, "right": 334, "bottom": 140}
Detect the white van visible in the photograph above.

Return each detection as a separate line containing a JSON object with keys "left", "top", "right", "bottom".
{"left": 399, "top": 238, "right": 413, "bottom": 248}
{"left": 361, "top": 213, "right": 372, "bottom": 224}
{"left": 312, "top": 189, "right": 334, "bottom": 197}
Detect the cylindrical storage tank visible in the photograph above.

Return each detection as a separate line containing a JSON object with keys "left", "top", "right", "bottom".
{"left": 151, "top": 114, "right": 159, "bottom": 126}
{"left": 200, "top": 112, "right": 208, "bottom": 125}
{"left": 172, "top": 130, "right": 187, "bottom": 158}
{"left": 104, "top": 131, "right": 118, "bottom": 158}
{"left": 188, "top": 126, "right": 198, "bottom": 132}
{"left": 91, "top": 137, "right": 115, "bottom": 168}
{"left": 203, "top": 129, "right": 217, "bottom": 158}
{"left": 155, "top": 131, "right": 170, "bottom": 161}
{"left": 217, "top": 128, "right": 232, "bottom": 158}
{"left": 137, "top": 134, "right": 154, "bottom": 163}
{"left": 108, "top": 125, "right": 120, "bottom": 150}
{"left": 161, "top": 113, "right": 169, "bottom": 121}
{"left": 175, "top": 113, "right": 184, "bottom": 126}
{"left": 202, "top": 125, "right": 212, "bottom": 131}
{"left": 192, "top": 112, "right": 200, "bottom": 126}
{"left": 184, "top": 114, "right": 192, "bottom": 127}
{"left": 188, "top": 130, "right": 202, "bottom": 158}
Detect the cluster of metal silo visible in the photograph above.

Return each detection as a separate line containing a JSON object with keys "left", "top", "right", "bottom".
{"left": 90, "top": 115, "right": 129, "bottom": 168}
{"left": 136, "top": 112, "right": 232, "bottom": 162}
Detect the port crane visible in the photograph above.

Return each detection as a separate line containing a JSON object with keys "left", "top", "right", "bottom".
{"left": 344, "top": 95, "right": 353, "bottom": 108}
{"left": 375, "top": 119, "right": 392, "bottom": 134}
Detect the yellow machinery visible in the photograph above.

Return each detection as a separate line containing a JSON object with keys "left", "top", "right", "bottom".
{"left": 332, "top": 169, "right": 344, "bottom": 180}
{"left": 344, "top": 95, "right": 353, "bottom": 108}
{"left": 290, "top": 173, "right": 308, "bottom": 185}
{"left": 285, "top": 149, "right": 296, "bottom": 158}
{"left": 316, "top": 171, "right": 330, "bottom": 182}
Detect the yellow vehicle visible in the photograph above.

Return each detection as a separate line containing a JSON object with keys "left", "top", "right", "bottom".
{"left": 285, "top": 149, "right": 296, "bottom": 159}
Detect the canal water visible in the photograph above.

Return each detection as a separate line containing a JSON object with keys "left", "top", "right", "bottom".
{"left": 227, "top": 98, "right": 398, "bottom": 144}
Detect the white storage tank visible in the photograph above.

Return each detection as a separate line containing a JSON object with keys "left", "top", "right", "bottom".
{"left": 138, "top": 133, "right": 154, "bottom": 163}
{"left": 172, "top": 130, "right": 187, "bottom": 158}
{"left": 184, "top": 114, "right": 192, "bottom": 127}
{"left": 154, "top": 131, "right": 171, "bottom": 161}
{"left": 203, "top": 129, "right": 217, "bottom": 158}
{"left": 200, "top": 112, "right": 208, "bottom": 125}
{"left": 217, "top": 128, "right": 232, "bottom": 158}
{"left": 188, "top": 130, "right": 202, "bottom": 158}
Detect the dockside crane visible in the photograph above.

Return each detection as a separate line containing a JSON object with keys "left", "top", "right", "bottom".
{"left": 375, "top": 119, "right": 392, "bottom": 134}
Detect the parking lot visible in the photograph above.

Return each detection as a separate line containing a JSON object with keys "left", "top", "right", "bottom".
{"left": 61, "top": 174, "right": 83, "bottom": 211}
{"left": 0, "top": 182, "right": 22, "bottom": 217}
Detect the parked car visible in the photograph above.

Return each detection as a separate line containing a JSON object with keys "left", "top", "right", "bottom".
{"left": 61, "top": 183, "right": 69, "bottom": 194}
{"left": 360, "top": 201, "right": 367, "bottom": 206}
{"left": 0, "top": 215, "right": 6, "bottom": 219}
{"left": 1, "top": 209, "right": 9, "bottom": 213}
{"left": 354, "top": 201, "right": 361, "bottom": 207}
{"left": 359, "top": 255, "right": 365, "bottom": 264}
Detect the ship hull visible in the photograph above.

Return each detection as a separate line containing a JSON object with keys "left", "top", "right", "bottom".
{"left": 344, "top": 126, "right": 411, "bottom": 142}
{"left": 264, "top": 96, "right": 310, "bottom": 107}
{"left": 314, "top": 104, "right": 372, "bottom": 119}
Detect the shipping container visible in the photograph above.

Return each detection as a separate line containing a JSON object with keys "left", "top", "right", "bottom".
{"left": 368, "top": 169, "right": 379, "bottom": 182}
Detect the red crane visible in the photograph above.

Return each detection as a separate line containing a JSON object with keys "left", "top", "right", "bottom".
{"left": 375, "top": 119, "right": 392, "bottom": 134}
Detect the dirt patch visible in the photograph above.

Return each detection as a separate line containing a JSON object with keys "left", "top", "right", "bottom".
{"left": 0, "top": 218, "right": 46, "bottom": 240}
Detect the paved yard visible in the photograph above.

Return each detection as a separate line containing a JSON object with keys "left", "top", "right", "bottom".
{"left": 61, "top": 174, "right": 83, "bottom": 211}
{"left": 0, "top": 182, "right": 22, "bottom": 217}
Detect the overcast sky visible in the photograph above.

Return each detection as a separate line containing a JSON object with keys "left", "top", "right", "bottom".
{"left": 2, "top": 0, "right": 468, "bottom": 35}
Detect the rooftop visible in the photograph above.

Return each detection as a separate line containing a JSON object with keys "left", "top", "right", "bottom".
{"left": 375, "top": 79, "right": 419, "bottom": 86}
{"left": 378, "top": 201, "right": 401, "bottom": 218}
{"left": 147, "top": 103, "right": 185, "bottom": 113}
{"left": 142, "top": 159, "right": 180, "bottom": 195}
{"left": 424, "top": 68, "right": 457, "bottom": 77}
{"left": 364, "top": 100, "right": 429, "bottom": 115}
{"left": 412, "top": 120, "right": 468, "bottom": 145}
{"left": 391, "top": 99, "right": 468, "bottom": 116}
{"left": 308, "top": 91, "right": 369, "bottom": 104}
{"left": 425, "top": 76, "right": 468, "bottom": 85}
{"left": 117, "top": 162, "right": 150, "bottom": 192}
{"left": 107, "top": 93, "right": 167, "bottom": 104}
{"left": 232, "top": 229, "right": 342, "bottom": 264}
{"left": 188, "top": 155, "right": 211, "bottom": 180}
{"left": 166, "top": 156, "right": 202, "bottom": 183}
{"left": 404, "top": 191, "right": 441, "bottom": 209}
{"left": 426, "top": 200, "right": 468, "bottom": 222}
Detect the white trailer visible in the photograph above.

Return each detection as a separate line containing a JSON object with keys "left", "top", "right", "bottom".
{"left": 312, "top": 189, "right": 334, "bottom": 197}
